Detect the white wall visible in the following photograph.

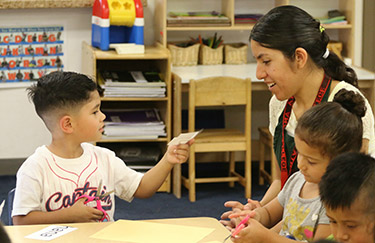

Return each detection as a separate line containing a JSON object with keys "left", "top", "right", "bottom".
{"left": 0, "top": 1, "right": 363, "bottom": 160}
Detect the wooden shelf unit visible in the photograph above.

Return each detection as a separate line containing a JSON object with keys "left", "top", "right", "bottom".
{"left": 81, "top": 41, "right": 172, "bottom": 192}
{"left": 155, "top": 0, "right": 356, "bottom": 63}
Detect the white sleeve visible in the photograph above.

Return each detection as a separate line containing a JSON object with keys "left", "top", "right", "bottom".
{"left": 111, "top": 154, "right": 144, "bottom": 202}
{"left": 269, "top": 95, "right": 287, "bottom": 136}
{"left": 12, "top": 160, "right": 43, "bottom": 217}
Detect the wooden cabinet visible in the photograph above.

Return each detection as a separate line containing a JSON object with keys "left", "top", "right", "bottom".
{"left": 155, "top": 0, "right": 357, "bottom": 63}
{"left": 81, "top": 41, "right": 172, "bottom": 192}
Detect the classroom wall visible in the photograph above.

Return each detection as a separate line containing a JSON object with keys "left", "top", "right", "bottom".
{"left": 0, "top": 1, "right": 364, "bottom": 172}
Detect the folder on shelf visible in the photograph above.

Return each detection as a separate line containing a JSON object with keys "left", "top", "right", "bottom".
{"left": 102, "top": 109, "right": 166, "bottom": 139}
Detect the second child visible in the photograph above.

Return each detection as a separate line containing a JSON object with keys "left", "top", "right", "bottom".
{"left": 320, "top": 152, "right": 375, "bottom": 243}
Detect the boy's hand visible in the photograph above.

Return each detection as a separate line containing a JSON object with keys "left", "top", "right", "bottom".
{"left": 165, "top": 139, "right": 194, "bottom": 165}
{"left": 68, "top": 198, "right": 104, "bottom": 222}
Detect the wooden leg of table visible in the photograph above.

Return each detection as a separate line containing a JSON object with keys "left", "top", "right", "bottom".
{"left": 172, "top": 73, "right": 182, "bottom": 198}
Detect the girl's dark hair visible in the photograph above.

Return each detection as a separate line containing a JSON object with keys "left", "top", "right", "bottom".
{"left": 250, "top": 5, "right": 357, "bottom": 86}
{"left": 295, "top": 89, "right": 366, "bottom": 158}
{"left": 320, "top": 152, "right": 375, "bottom": 215}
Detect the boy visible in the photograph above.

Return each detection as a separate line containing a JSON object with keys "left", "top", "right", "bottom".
{"left": 320, "top": 152, "right": 375, "bottom": 243}
{"left": 12, "top": 71, "right": 192, "bottom": 225}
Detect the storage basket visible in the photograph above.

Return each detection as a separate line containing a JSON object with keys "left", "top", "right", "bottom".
{"left": 327, "top": 41, "right": 343, "bottom": 59}
{"left": 224, "top": 43, "right": 248, "bottom": 64}
{"left": 168, "top": 43, "right": 200, "bottom": 66}
{"left": 199, "top": 44, "right": 224, "bottom": 65}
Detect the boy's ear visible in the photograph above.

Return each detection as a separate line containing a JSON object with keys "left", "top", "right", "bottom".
{"left": 59, "top": 115, "right": 73, "bottom": 134}
{"left": 294, "top": 47, "right": 308, "bottom": 69}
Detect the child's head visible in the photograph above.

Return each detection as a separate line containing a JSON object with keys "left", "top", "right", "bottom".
{"left": 250, "top": 5, "right": 357, "bottom": 86}
{"left": 27, "top": 71, "right": 104, "bottom": 138}
{"left": 294, "top": 89, "right": 365, "bottom": 183}
{"left": 320, "top": 152, "right": 375, "bottom": 243}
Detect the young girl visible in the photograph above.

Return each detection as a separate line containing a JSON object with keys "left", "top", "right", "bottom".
{"left": 228, "top": 89, "right": 366, "bottom": 242}
{"left": 320, "top": 152, "right": 375, "bottom": 243}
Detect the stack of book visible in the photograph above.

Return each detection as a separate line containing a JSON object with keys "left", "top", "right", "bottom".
{"left": 102, "top": 108, "right": 166, "bottom": 140}
{"left": 234, "top": 14, "right": 263, "bottom": 24}
{"left": 99, "top": 71, "right": 166, "bottom": 98}
{"left": 167, "top": 11, "right": 231, "bottom": 27}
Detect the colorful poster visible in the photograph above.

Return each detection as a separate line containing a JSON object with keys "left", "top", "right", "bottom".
{"left": 0, "top": 26, "right": 64, "bottom": 83}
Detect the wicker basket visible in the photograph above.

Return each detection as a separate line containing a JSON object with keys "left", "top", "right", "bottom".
{"left": 224, "top": 43, "right": 248, "bottom": 64}
{"left": 199, "top": 44, "right": 224, "bottom": 65}
{"left": 168, "top": 43, "right": 200, "bottom": 66}
{"left": 327, "top": 41, "right": 343, "bottom": 59}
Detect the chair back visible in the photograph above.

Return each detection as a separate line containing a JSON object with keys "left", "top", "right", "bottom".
{"left": 188, "top": 76, "right": 251, "bottom": 132}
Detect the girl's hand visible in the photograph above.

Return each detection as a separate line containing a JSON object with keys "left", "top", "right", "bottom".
{"left": 244, "top": 199, "right": 262, "bottom": 210}
{"left": 232, "top": 218, "right": 268, "bottom": 243}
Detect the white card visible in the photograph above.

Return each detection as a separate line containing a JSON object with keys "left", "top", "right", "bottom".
{"left": 168, "top": 129, "right": 203, "bottom": 146}
{"left": 25, "top": 225, "right": 77, "bottom": 241}
{"left": 0, "top": 200, "right": 4, "bottom": 217}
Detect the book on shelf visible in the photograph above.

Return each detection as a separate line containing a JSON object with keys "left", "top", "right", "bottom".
{"left": 104, "top": 108, "right": 163, "bottom": 125}
{"left": 167, "top": 11, "right": 231, "bottom": 27}
{"left": 102, "top": 108, "right": 166, "bottom": 139}
{"left": 234, "top": 13, "right": 263, "bottom": 24}
{"left": 99, "top": 71, "right": 166, "bottom": 98}
{"left": 100, "top": 71, "right": 166, "bottom": 87}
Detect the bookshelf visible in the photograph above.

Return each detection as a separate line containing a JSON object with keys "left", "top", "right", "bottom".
{"left": 81, "top": 41, "right": 172, "bottom": 192}
{"left": 155, "top": 0, "right": 357, "bottom": 64}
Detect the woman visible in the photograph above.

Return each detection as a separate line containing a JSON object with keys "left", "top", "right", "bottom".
{"left": 221, "top": 5, "right": 375, "bottom": 226}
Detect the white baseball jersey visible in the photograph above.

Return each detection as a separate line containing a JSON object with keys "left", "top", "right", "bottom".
{"left": 12, "top": 143, "right": 144, "bottom": 221}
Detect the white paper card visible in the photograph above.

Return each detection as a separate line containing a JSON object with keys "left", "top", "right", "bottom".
{"left": 0, "top": 200, "right": 4, "bottom": 216}
{"left": 25, "top": 225, "right": 77, "bottom": 241}
{"left": 168, "top": 129, "right": 203, "bottom": 146}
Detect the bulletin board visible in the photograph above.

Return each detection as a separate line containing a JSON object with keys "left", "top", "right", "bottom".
{"left": 0, "top": 0, "right": 94, "bottom": 9}
{"left": 0, "top": 26, "right": 64, "bottom": 83}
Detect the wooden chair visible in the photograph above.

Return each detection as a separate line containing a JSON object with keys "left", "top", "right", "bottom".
{"left": 258, "top": 127, "right": 277, "bottom": 185}
{"left": 181, "top": 76, "right": 252, "bottom": 202}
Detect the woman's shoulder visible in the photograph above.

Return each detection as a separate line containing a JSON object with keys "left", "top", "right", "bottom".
{"left": 329, "top": 81, "right": 361, "bottom": 101}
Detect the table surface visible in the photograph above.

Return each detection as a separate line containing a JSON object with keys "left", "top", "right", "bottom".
{"left": 5, "top": 217, "right": 231, "bottom": 243}
{"left": 172, "top": 63, "right": 375, "bottom": 83}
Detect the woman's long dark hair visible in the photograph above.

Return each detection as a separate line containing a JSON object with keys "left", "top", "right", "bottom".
{"left": 250, "top": 5, "right": 357, "bottom": 87}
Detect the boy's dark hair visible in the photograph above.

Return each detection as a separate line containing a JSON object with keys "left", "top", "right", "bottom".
{"left": 27, "top": 71, "right": 103, "bottom": 120}
{"left": 319, "top": 152, "right": 375, "bottom": 214}
{"left": 295, "top": 89, "right": 365, "bottom": 158}
{"left": 250, "top": 5, "right": 357, "bottom": 86}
